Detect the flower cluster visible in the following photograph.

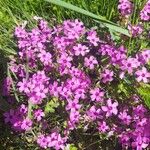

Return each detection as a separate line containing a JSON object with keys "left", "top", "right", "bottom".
{"left": 17, "top": 71, "right": 49, "bottom": 104}
{"left": 3, "top": 104, "right": 32, "bottom": 131}
{"left": 37, "top": 132, "right": 66, "bottom": 150}
{"left": 118, "top": 0, "right": 150, "bottom": 37}
{"left": 128, "top": 24, "right": 143, "bottom": 37}
{"left": 3, "top": 17, "right": 150, "bottom": 150}
{"left": 118, "top": 0, "right": 133, "bottom": 17}
{"left": 140, "top": 0, "right": 150, "bottom": 21}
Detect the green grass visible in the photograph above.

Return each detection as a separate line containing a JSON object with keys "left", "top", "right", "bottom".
{"left": 0, "top": 0, "right": 149, "bottom": 57}
{"left": 0, "top": 0, "right": 121, "bottom": 56}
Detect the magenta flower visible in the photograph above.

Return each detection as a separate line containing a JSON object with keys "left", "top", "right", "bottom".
{"left": 66, "top": 99, "right": 81, "bottom": 111}
{"left": 69, "top": 110, "right": 80, "bottom": 123}
{"left": 63, "top": 19, "right": 85, "bottom": 40}
{"left": 18, "top": 104, "right": 28, "bottom": 114}
{"left": 38, "top": 50, "right": 52, "bottom": 66}
{"left": 3, "top": 109, "right": 15, "bottom": 123}
{"left": 37, "top": 135, "right": 48, "bottom": 149}
{"left": 47, "top": 136, "right": 56, "bottom": 148}
{"left": 34, "top": 85, "right": 48, "bottom": 99}
{"left": 58, "top": 53, "right": 72, "bottom": 68}
{"left": 54, "top": 134, "right": 65, "bottom": 150}
{"left": 4, "top": 18, "right": 150, "bottom": 150}
{"left": 135, "top": 67, "right": 150, "bottom": 83}
{"left": 47, "top": 132, "right": 58, "bottom": 148}
{"left": 66, "top": 77, "right": 80, "bottom": 91}
{"left": 132, "top": 135, "right": 149, "bottom": 150}
{"left": 118, "top": 110, "right": 131, "bottom": 125}
{"left": 118, "top": 0, "right": 133, "bottom": 17}
{"left": 140, "top": 0, "right": 150, "bottom": 21}
{"left": 101, "top": 69, "right": 114, "bottom": 83}
{"left": 74, "top": 88, "right": 86, "bottom": 100}
{"left": 122, "top": 58, "right": 140, "bottom": 74}
{"left": 14, "top": 26, "right": 27, "bottom": 38}
{"left": 2, "top": 77, "right": 12, "bottom": 96}
{"left": 73, "top": 44, "right": 89, "bottom": 56}
{"left": 90, "top": 88, "right": 104, "bottom": 102}
{"left": 87, "top": 30, "right": 100, "bottom": 46}
{"left": 119, "top": 133, "right": 130, "bottom": 149}
{"left": 21, "top": 118, "right": 32, "bottom": 131}
{"left": 49, "top": 81, "right": 62, "bottom": 97}
{"left": 17, "top": 78, "right": 30, "bottom": 93}
{"left": 128, "top": 24, "right": 143, "bottom": 37}
{"left": 34, "top": 109, "right": 45, "bottom": 121}
{"left": 98, "top": 121, "right": 109, "bottom": 133}
{"left": 139, "top": 49, "right": 150, "bottom": 64}
{"left": 101, "top": 99, "right": 118, "bottom": 117}
{"left": 84, "top": 56, "right": 98, "bottom": 69}
{"left": 60, "top": 86, "right": 72, "bottom": 99}
{"left": 86, "top": 106, "right": 101, "bottom": 121}
{"left": 47, "top": 132, "right": 66, "bottom": 150}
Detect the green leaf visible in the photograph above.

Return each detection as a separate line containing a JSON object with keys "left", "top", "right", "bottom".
{"left": 45, "top": 0, "right": 130, "bottom": 36}
{"left": 0, "top": 47, "right": 17, "bottom": 55}
{"left": 137, "top": 84, "right": 150, "bottom": 109}
{"left": 118, "top": 83, "right": 128, "bottom": 96}
{"left": 45, "top": 97, "right": 59, "bottom": 113}
{"left": 65, "top": 144, "right": 78, "bottom": 150}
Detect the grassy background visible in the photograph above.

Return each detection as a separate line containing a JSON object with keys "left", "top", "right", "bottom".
{"left": 0, "top": 0, "right": 149, "bottom": 56}
{"left": 0, "top": 0, "right": 120, "bottom": 55}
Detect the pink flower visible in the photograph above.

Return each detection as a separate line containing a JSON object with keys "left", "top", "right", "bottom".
{"left": 21, "top": 118, "right": 32, "bottom": 131}
{"left": 49, "top": 81, "right": 62, "bottom": 97}
{"left": 54, "top": 134, "right": 65, "bottom": 150}
{"left": 86, "top": 106, "right": 101, "bottom": 121}
{"left": 18, "top": 104, "right": 28, "bottom": 114}
{"left": 34, "top": 85, "right": 48, "bottom": 99}
{"left": 60, "top": 86, "right": 72, "bottom": 99}
{"left": 140, "top": 0, "right": 150, "bottom": 21}
{"left": 47, "top": 132, "right": 57, "bottom": 148}
{"left": 38, "top": 50, "right": 52, "bottom": 66}
{"left": 84, "top": 56, "right": 98, "bottom": 69}
{"left": 118, "top": 0, "right": 133, "bottom": 17}
{"left": 66, "top": 99, "right": 81, "bottom": 111}
{"left": 74, "top": 88, "right": 86, "bottom": 100}
{"left": 37, "top": 135, "right": 48, "bottom": 149}
{"left": 132, "top": 135, "right": 149, "bottom": 150}
{"left": 73, "top": 44, "right": 89, "bottom": 56}
{"left": 69, "top": 110, "right": 80, "bottom": 123}
{"left": 122, "top": 58, "right": 140, "bottom": 74}
{"left": 140, "top": 50, "right": 150, "bottom": 64}
{"left": 66, "top": 77, "right": 80, "bottom": 91}
{"left": 58, "top": 53, "right": 72, "bottom": 68}
{"left": 101, "top": 69, "right": 114, "bottom": 83}
{"left": 101, "top": 99, "right": 118, "bottom": 117}
{"left": 14, "top": 26, "right": 27, "bottom": 38}
{"left": 47, "top": 132, "right": 66, "bottom": 150}
{"left": 17, "top": 78, "right": 30, "bottom": 93}
{"left": 34, "top": 109, "right": 45, "bottom": 121}
{"left": 135, "top": 67, "right": 150, "bottom": 83}
{"left": 3, "top": 109, "right": 15, "bottom": 123}
{"left": 98, "top": 121, "right": 109, "bottom": 133}
{"left": 90, "top": 88, "right": 104, "bottom": 102}
{"left": 87, "top": 30, "right": 100, "bottom": 46}
{"left": 118, "top": 110, "right": 131, "bottom": 125}
{"left": 128, "top": 24, "right": 143, "bottom": 37}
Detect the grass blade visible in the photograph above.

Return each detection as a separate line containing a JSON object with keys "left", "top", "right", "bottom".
{"left": 45, "top": 0, "right": 130, "bottom": 36}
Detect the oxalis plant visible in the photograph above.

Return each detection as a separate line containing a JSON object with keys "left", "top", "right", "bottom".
{"left": 1, "top": 0, "right": 150, "bottom": 150}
